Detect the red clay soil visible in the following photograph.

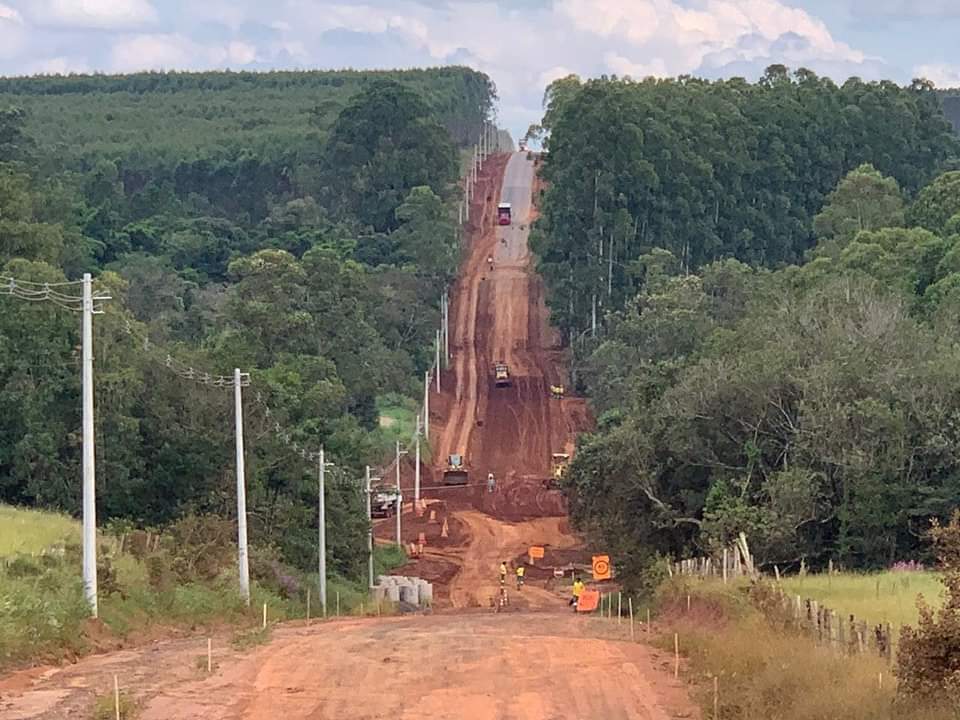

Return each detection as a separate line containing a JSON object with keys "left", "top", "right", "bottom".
{"left": 427, "top": 152, "right": 593, "bottom": 523}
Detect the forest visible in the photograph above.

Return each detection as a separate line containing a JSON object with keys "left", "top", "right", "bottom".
{"left": 539, "top": 67, "right": 960, "bottom": 577}
{"left": 0, "top": 67, "right": 495, "bottom": 581}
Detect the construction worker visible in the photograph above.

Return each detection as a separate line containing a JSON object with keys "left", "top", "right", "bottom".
{"left": 487, "top": 472, "right": 496, "bottom": 493}
{"left": 487, "top": 255, "right": 494, "bottom": 270}
{"left": 570, "top": 576, "right": 584, "bottom": 610}
{"left": 499, "top": 561, "right": 508, "bottom": 585}
{"left": 515, "top": 564, "right": 525, "bottom": 590}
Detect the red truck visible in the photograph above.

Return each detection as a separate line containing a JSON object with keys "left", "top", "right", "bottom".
{"left": 497, "top": 202, "right": 512, "bottom": 226}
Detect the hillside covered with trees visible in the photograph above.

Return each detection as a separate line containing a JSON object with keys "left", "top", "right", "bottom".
{"left": 0, "top": 67, "right": 495, "bottom": 581}
{"left": 536, "top": 68, "right": 960, "bottom": 578}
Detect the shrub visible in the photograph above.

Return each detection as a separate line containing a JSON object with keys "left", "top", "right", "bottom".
{"left": 896, "top": 510, "right": 960, "bottom": 701}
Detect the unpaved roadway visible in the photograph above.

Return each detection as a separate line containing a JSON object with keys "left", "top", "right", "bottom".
{"left": 0, "top": 153, "right": 698, "bottom": 719}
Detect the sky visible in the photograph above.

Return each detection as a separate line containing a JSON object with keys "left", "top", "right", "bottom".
{"left": 0, "top": 0, "right": 958, "bottom": 138}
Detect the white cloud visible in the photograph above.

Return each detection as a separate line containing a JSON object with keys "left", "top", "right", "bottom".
{"left": 0, "top": 2, "right": 25, "bottom": 60}
{"left": 227, "top": 41, "right": 257, "bottom": 65}
{"left": 110, "top": 34, "right": 259, "bottom": 72}
{"left": 0, "top": 2, "right": 21, "bottom": 23}
{"left": 915, "top": 63, "right": 960, "bottom": 88}
{"left": 27, "top": 56, "right": 90, "bottom": 74}
{"left": 605, "top": 53, "right": 669, "bottom": 79}
{"left": 29, "top": 0, "right": 157, "bottom": 29}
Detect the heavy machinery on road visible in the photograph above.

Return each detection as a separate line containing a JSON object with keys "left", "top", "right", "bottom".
{"left": 494, "top": 361, "right": 512, "bottom": 387}
{"left": 545, "top": 453, "right": 570, "bottom": 489}
{"left": 443, "top": 454, "right": 469, "bottom": 485}
{"left": 497, "top": 202, "right": 512, "bottom": 226}
{"left": 370, "top": 487, "right": 400, "bottom": 517}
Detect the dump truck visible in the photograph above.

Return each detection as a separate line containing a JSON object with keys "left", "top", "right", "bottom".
{"left": 497, "top": 202, "right": 512, "bottom": 226}
{"left": 494, "top": 361, "right": 511, "bottom": 387}
{"left": 443, "top": 454, "right": 469, "bottom": 485}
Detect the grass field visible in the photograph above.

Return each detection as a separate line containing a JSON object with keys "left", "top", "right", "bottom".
{"left": 0, "top": 505, "right": 409, "bottom": 670}
{"left": 658, "top": 580, "right": 955, "bottom": 720}
{"left": 781, "top": 571, "right": 944, "bottom": 634}
{"left": 0, "top": 505, "right": 79, "bottom": 557}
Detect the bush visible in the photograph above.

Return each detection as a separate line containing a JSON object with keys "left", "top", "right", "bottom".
{"left": 896, "top": 510, "right": 960, "bottom": 702}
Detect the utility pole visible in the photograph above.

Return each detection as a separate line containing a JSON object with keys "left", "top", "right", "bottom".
{"left": 435, "top": 330, "right": 441, "bottom": 392}
{"left": 423, "top": 371, "right": 430, "bottom": 439}
{"left": 442, "top": 292, "right": 450, "bottom": 365}
{"left": 415, "top": 414, "right": 422, "bottom": 503}
{"left": 234, "top": 368, "right": 251, "bottom": 605}
{"left": 81, "top": 273, "right": 98, "bottom": 617}
{"left": 318, "top": 447, "right": 333, "bottom": 616}
{"left": 365, "top": 466, "right": 374, "bottom": 588}
{"left": 395, "top": 441, "right": 407, "bottom": 546}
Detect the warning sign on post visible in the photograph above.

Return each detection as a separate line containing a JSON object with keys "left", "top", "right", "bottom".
{"left": 528, "top": 546, "right": 545, "bottom": 563}
{"left": 592, "top": 554, "right": 612, "bottom": 581}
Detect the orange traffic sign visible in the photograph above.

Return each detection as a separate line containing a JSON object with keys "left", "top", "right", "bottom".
{"left": 576, "top": 589, "right": 600, "bottom": 613}
{"left": 529, "top": 546, "right": 545, "bottom": 559}
{"left": 592, "top": 554, "right": 612, "bottom": 581}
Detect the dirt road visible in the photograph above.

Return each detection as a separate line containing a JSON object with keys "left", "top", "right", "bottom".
{"left": 0, "top": 153, "right": 698, "bottom": 720}
{"left": 430, "top": 152, "right": 590, "bottom": 525}
{"left": 0, "top": 613, "right": 686, "bottom": 720}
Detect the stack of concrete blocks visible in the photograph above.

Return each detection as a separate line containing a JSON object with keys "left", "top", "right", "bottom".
{"left": 374, "top": 575, "right": 434, "bottom": 608}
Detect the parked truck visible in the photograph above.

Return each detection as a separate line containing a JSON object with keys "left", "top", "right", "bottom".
{"left": 497, "top": 202, "right": 512, "bottom": 226}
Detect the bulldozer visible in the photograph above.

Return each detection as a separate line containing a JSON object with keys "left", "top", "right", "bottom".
{"left": 494, "top": 361, "right": 512, "bottom": 387}
{"left": 443, "top": 454, "right": 469, "bottom": 486}
{"left": 545, "top": 452, "right": 570, "bottom": 489}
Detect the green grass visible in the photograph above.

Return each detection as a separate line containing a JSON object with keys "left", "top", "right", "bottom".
{"left": 780, "top": 571, "right": 944, "bottom": 635}
{"left": 0, "top": 505, "right": 411, "bottom": 670}
{"left": 656, "top": 580, "right": 955, "bottom": 720}
{"left": 0, "top": 505, "right": 79, "bottom": 557}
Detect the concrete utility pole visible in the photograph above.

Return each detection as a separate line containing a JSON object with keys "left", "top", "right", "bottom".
{"left": 395, "top": 441, "right": 407, "bottom": 546}
{"left": 442, "top": 293, "right": 450, "bottom": 365}
{"left": 81, "top": 273, "right": 98, "bottom": 617}
{"left": 423, "top": 371, "right": 430, "bottom": 439}
{"left": 318, "top": 447, "right": 333, "bottom": 615}
{"left": 415, "top": 414, "right": 422, "bottom": 503}
{"left": 365, "top": 466, "right": 374, "bottom": 588}
{"left": 234, "top": 368, "right": 251, "bottom": 605}
{"left": 435, "top": 330, "right": 441, "bottom": 393}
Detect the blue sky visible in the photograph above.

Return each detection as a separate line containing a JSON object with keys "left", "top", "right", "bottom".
{"left": 0, "top": 0, "right": 957, "bottom": 137}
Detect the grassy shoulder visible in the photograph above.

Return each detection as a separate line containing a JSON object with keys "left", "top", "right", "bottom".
{"left": 0, "top": 506, "right": 408, "bottom": 672}
{"left": 656, "top": 579, "right": 955, "bottom": 720}
{"left": 780, "top": 571, "right": 943, "bottom": 637}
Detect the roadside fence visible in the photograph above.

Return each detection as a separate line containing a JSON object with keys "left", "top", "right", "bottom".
{"left": 670, "top": 533, "right": 896, "bottom": 661}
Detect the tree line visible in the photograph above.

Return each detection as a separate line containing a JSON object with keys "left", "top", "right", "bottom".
{"left": 532, "top": 67, "right": 958, "bottom": 341}
{"left": 543, "top": 67, "right": 960, "bottom": 577}
{"left": 0, "top": 68, "right": 492, "bottom": 579}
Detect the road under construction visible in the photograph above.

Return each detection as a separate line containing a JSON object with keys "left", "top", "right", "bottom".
{"left": 0, "top": 153, "right": 697, "bottom": 720}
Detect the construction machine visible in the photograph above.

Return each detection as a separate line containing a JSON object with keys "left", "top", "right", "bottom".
{"left": 370, "top": 487, "right": 400, "bottom": 518}
{"left": 443, "top": 454, "right": 469, "bottom": 486}
{"left": 545, "top": 452, "right": 570, "bottom": 489}
{"left": 550, "top": 384, "right": 565, "bottom": 399}
{"left": 494, "top": 361, "right": 512, "bottom": 387}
